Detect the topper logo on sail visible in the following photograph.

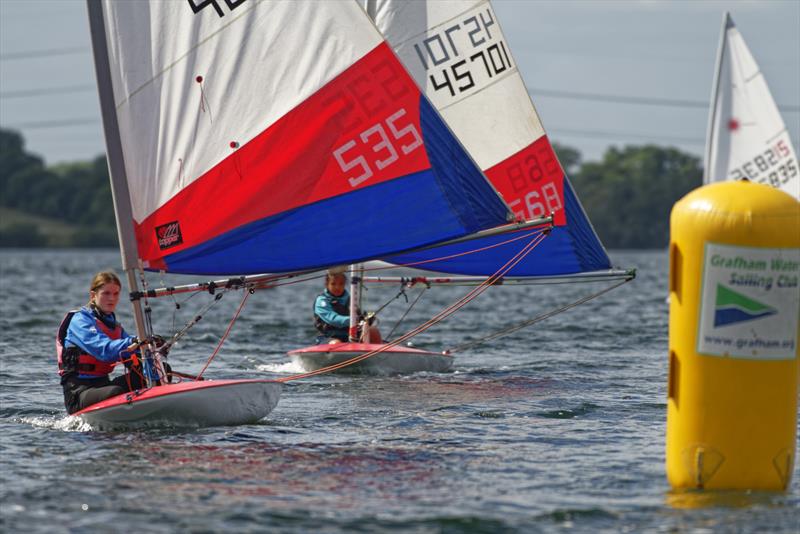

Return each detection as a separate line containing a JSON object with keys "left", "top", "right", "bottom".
{"left": 155, "top": 222, "right": 184, "bottom": 250}
{"left": 187, "top": 0, "right": 246, "bottom": 18}
{"left": 713, "top": 284, "right": 776, "bottom": 327}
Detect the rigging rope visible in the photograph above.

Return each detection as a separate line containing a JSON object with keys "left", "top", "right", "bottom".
{"left": 385, "top": 284, "right": 428, "bottom": 341}
{"left": 371, "top": 286, "right": 408, "bottom": 317}
{"left": 445, "top": 276, "right": 633, "bottom": 354}
{"left": 131, "top": 223, "right": 552, "bottom": 384}
{"left": 161, "top": 292, "right": 225, "bottom": 354}
{"left": 196, "top": 288, "right": 251, "bottom": 380}
{"left": 262, "top": 225, "right": 551, "bottom": 291}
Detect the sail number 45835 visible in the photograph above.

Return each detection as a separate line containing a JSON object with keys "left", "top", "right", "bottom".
{"left": 333, "top": 108, "right": 423, "bottom": 188}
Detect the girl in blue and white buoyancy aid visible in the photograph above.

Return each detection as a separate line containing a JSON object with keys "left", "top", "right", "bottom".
{"left": 313, "top": 271, "right": 382, "bottom": 344}
{"left": 57, "top": 271, "right": 150, "bottom": 414}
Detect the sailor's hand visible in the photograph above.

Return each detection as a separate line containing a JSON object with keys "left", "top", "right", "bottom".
{"left": 127, "top": 335, "right": 169, "bottom": 354}
{"left": 127, "top": 337, "right": 143, "bottom": 351}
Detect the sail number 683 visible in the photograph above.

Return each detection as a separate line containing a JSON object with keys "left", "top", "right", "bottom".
{"left": 333, "top": 108, "right": 423, "bottom": 188}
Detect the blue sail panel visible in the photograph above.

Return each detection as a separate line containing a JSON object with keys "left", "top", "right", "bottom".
{"left": 161, "top": 164, "right": 508, "bottom": 275}
{"left": 385, "top": 178, "right": 612, "bottom": 277}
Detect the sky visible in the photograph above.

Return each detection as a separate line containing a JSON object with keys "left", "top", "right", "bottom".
{"left": 0, "top": 0, "right": 798, "bottom": 166}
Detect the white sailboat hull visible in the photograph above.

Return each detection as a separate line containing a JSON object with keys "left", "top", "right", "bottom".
{"left": 75, "top": 379, "right": 281, "bottom": 430}
{"left": 288, "top": 343, "right": 453, "bottom": 375}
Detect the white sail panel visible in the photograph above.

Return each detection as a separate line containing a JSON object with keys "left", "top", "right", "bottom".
{"left": 101, "top": 0, "right": 382, "bottom": 222}
{"left": 705, "top": 14, "right": 799, "bottom": 199}
{"left": 361, "top": 0, "right": 615, "bottom": 277}
{"left": 362, "top": 0, "right": 545, "bottom": 171}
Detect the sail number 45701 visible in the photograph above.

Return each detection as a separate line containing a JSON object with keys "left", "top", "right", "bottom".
{"left": 334, "top": 109, "right": 423, "bottom": 188}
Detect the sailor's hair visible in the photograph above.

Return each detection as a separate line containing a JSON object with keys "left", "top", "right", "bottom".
{"left": 88, "top": 271, "right": 122, "bottom": 305}
{"left": 325, "top": 271, "right": 346, "bottom": 286}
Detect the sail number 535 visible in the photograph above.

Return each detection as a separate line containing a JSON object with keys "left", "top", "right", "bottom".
{"left": 333, "top": 108, "right": 422, "bottom": 188}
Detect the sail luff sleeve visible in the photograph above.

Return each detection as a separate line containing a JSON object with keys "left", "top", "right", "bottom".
{"left": 703, "top": 12, "right": 730, "bottom": 184}
{"left": 86, "top": 0, "right": 150, "bottom": 344}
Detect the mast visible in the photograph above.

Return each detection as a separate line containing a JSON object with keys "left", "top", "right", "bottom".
{"left": 703, "top": 12, "right": 731, "bottom": 184}
{"left": 348, "top": 264, "right": 361, "bottom": 342}
{"left": 86, "top": 0, "right": 150, "bottom": 345}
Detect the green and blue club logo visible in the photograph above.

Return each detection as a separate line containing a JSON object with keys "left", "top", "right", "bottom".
{"left": 714, "top": 284, "right": 777, "bottom": 327}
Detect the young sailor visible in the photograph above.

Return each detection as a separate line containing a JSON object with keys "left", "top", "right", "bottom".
{"left": 313, "top": 271, "right": 382, "bottom": 344}
{"left": 57, "top": 271, "right": 156, "bottom": 414}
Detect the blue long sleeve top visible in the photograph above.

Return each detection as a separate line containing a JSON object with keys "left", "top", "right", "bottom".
{"left": 64, "top": 306, "right": 136, "bottom": 377}
{"left": 314, "top": 289, "right": 351, "bottom": 329}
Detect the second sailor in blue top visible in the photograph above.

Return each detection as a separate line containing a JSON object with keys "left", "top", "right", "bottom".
{"left": 313, "top": 271, "right": 382, "bottom": 344}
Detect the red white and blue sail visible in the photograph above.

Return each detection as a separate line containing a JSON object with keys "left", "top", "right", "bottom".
{"left": 704, "top": 13, "right": 799, "bottom": 200}
{"left": 94, "top": 0, "right": 511, "bottom": 275}
{"left": 361, "top": 0, "right": 613, "bottom": 277}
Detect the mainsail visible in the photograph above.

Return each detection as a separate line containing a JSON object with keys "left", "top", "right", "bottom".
{"left": 704, "top": 13, "right": 799, "bottom": 200}
{"left": 92, "top": 0, "right": 513, "bottom": 276}
{"left": 360, "top": 0, "right": 619, "bottom": 277}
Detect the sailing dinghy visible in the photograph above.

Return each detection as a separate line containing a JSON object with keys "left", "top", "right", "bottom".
{"left": 288, "top": 343, "right": 454, "bottom": 376}
{"left": 85, "top": 0, "right": 521, "bottom": 423}
{"left": 288, "top": 0, "right": 634, "bottom": 375}
{"left": 74, "top": 379, "right": 281, "bottom": 428}
{"left": 705, "top": 12, "right": 799, "bottom": 200}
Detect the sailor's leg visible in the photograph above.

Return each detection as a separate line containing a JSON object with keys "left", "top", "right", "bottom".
{"left": 111, "top": 372, "right": 145, "bottom": 392}
{"left": 63, "top": 376, "right": 125, "bottom": 413}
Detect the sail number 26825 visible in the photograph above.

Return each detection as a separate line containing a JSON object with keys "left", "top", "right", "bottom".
{"left": 333, "top": 108, "right": 423, "bottom": 188}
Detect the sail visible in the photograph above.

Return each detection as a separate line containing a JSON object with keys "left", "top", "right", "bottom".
{"left": 89, "top": 0, "right": 512, "bottom": 276}
{"left": 704, "top": 13, "right": 799, "bottom": 200}
{"left": 360, "top": 0, "right": 613, "bottom": 276}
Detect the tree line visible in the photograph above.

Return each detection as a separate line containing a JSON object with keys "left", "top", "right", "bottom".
{"left": 0, "top": 128, "right": 117, "bottom": 247}
{"left": 0, "top": 127, "right": 702, "bottom": 249}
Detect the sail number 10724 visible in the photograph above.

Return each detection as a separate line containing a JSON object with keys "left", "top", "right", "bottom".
{"left": 333, "top": 108, "right": 423, "bottom": 188}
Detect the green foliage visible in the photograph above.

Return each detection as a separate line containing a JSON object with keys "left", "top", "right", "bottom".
{"left": 569, "top": 144, "right": 703, "bottom": 249}
{"left": 0, "top": 128, "right": 117, "bottom": 247}
{"left": 70, "top": 227, "right": 119, "bottom": 248}
{"left": 552, "top": 141, "right": 582, "bottom": 177}
{"left": 0, "top": 222, "right": 46, "bottom": 247}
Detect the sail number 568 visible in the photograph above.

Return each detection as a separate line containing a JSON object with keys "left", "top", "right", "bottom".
{"left": 333, "top": 108, "right": 422, "bottom": 188}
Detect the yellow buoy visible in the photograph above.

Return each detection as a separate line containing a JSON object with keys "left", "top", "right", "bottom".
{"left": 667, "top": 180, "right": 800, "bottom": 491}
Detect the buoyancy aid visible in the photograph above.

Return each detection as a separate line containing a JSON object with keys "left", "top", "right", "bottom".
{"left": 313, "top": 291, "right": 350, "bottom": 337}
{"left": 56, "top": 309, "right": 123, "bottom": 377}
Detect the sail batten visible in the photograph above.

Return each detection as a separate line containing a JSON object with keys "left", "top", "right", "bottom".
{"left": 91, "top": 0, "right": 513, "bottom": 275}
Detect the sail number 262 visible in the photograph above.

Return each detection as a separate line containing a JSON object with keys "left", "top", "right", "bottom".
{"left": 333, "top": 108, "right": 423, "bottom": 188}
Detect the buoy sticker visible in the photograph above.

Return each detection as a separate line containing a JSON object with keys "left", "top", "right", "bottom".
{"left": 713, "top": 284, "right": 777, "bottom": 327}
{"left": 697, "top": 243, "right": 799, "bottom": 360}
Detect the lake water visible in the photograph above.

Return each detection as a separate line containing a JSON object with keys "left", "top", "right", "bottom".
{"left": 1, "top": 249, "right": 797, "bottom": 532}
